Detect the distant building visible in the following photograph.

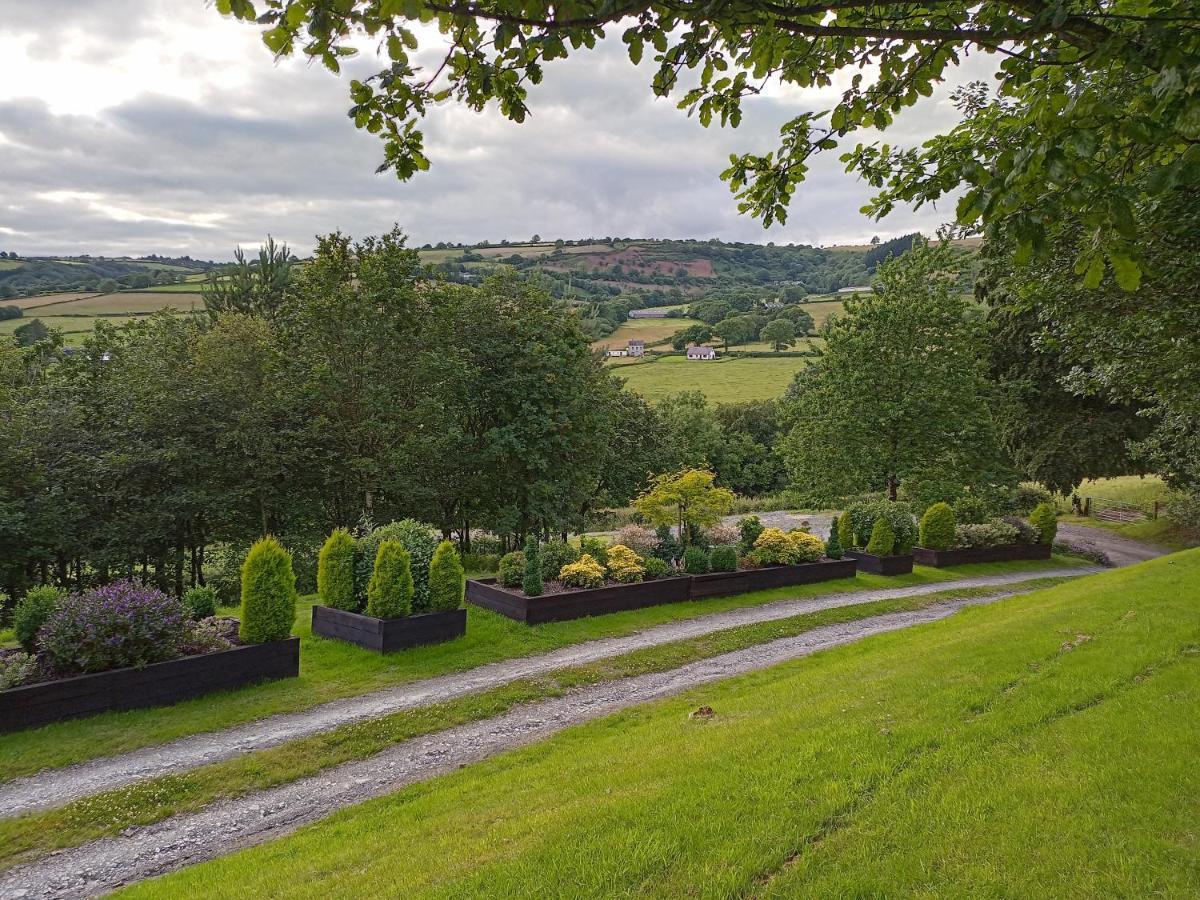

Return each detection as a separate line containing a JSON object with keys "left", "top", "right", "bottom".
{"left": 627, "top": 339, "right": 645, "bottom": 357}
{"left": 686, "top": 345, "right": 716, "bottom": 361}
{"left": 606, "top": 348, "right": 628, "bottom": 358}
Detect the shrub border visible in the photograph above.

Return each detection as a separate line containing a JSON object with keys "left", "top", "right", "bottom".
{"left": 844, "top": 550, "right": 915, "bottom": 576}
{"left": 311, "top": 606, "right": 466, "bottom": 653}
{"left": 912, "top": 543, "right": 1052, "bottom": 567}
{"left": 0, "top": 638, "right": 300, "bottom": 735}
{"left": 467, "top": 559, "right": 857, "bottom": 624}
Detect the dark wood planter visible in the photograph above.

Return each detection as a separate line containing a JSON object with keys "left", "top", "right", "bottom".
{"left": 844, "top": 550, "right": 915, "bottom": 576}
{"left": 0, "top": 638, "right": 299, "bottom": 735}
{"left": 468, "top": 558, "right": 857, "bottom": 624}
{"left": 688, "top": 559, "right": 858, "bottom": 598}
{"left": 311, "top": 605, "right": 466, "bottom": 652}
{"left": 912, "top": 543, "right": 1053, "bottom": 568}
{"left": 468, "top": 576, "right": 693, "bottom": 624}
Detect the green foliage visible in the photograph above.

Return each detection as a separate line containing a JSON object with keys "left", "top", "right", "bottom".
{"left": 642, "top": 556, "right": 671, "bottom": 580}
{"left": 578, "top": 536, "right": 610, "bottom": 568}
{"left": 760, "top": 319, "right": 796, "bottom": 352}
{"left": 183, "top": 585, "right": 218, "bottom": 621}
{"left": 1028, "top": 503, "right": 1059, "bottom": 545}
{"left": 636, "top": 469, "right": 736, "bottom": 547}
{"left": 366, "top": 539, "right": 414, "bottom": 619}
{"left": 427, "top": 541, "right": 465, "bottom": 612}
{"left": 837, "top": 512, "right": 855, "bottom": 552}
{"left": 919, "top": 503, "right": 957, "bottom": 551}
{"left": 606, "top": 544, "right": 646, "bottom": 583}
{"left": 239, "top": 537, "right": 298, "bottom": 644}
{"left": 355, "top": 520, "right": 440, "bottom": 613}
{"left": 317, "top": 528, "right": 358, "bottom": 611}
{"left": 1010, "top": 485, "right": 1054, "bottom": 516}
{"left": 752, "top": 528, "right": 824, "bottom": 565}
{"left": 14, "top": 585, "right": 62, "bottom": 653}
{"left": 844, "top": 500, "right": 916, "bottom": 554}
{"left": 540, "top": 540, "right": 580, "bottom": 582}
{"left": 824, "top": 515, "right": 843, "bottom": 560}
{"left": 865, "top": 518, "right": 896, "bottom": 556}
{"left": 953, "top": 494, "right": 993, "bottom": 525}
{"left": 955, "top": 521, "right": 1020, "bottom": 549}
{"left": 737, "top": 515, "right": 764, "bottom": 554}
{"left": 710, "top": 545, "right": 738, "bottom": 572}
{"left": 0, "top": 590, "right": 10, "bottom": 629}
{"left": 498, "top": 552, "right": 525, "bottom": 588}
{"left": 559, "top": 554, "right": 605, "bottom": 589}
{"left": 521, "top": 536, "right": 544, "bottom": 597}
{"left": 651, "top": 525, "right": 683, "bottom": 564}
{"left": 682, "top": 546, "right": 710, "bottom": 575}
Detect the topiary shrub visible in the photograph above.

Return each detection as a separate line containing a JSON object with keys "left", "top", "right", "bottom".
{"left": 865, "top": 518, "right": 896, "bottom": 555}
{"left": 498, "top": 551, "right": 525, "bottom": 588}
{"left": 652, "top": 525, "right": 683, "bottom": 563}
{"left": 642, "top": 556, "right": 671, "bottom": 579}
{"left": 183, "top": 585, "right": 218, "bottom": 621}
{"left": 919, "top": 503, "right": 957, "bottom": 550}
{"left": 14, "top": 586, "right": 62, "bottom": 653}
{"left": 239, "top": 536, "right": 298, "bottom": 643}
{"left": 825, "top": 514, "right": 844, "bottom": 560}
{"left": 522, "top": 536, "right": 544, "bottom": 597}
{"left": 710, "top": 545, "right": 738, "bottom": 572}
{"left": 540, "top": 540, "right": 580, "bottom": 581}
{"left": 737, "top": 515, "right": 764, "bottom": 554}
{"left": 367, "top": 539, "right": 414, "bottom": 619}
{"left": 1028, "top": 502, "right": 1058, "bottom": 545}
{"left": 354, "top": 520, "right": 440, "bottom": 612}
{"left": 317, "top": 528, "right": 358, "bottom": 611}
{"left": 428, "top": 541, "right": 465, "bottom": 611}
{"left": 40, "top": 581, "right": 189, "bottom": 675}
{"left": 837, "top": 511, "right": 856, "bottom": 550}
{"left": 607, "top": 544, "right": 646, "bottom": 583}
{"left": 683, "top": 546, "right": 710, "bottom": 574}
{"left": 559, "top": 554, "right": 605, "bottom": 589}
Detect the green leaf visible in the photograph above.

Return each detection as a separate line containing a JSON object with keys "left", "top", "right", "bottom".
{"left": 1108, "top": 252, "right": 1141, "bottom": 292}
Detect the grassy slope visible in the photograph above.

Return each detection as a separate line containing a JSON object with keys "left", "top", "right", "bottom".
{"left": 617, "top": 354, "right": 812, "bottom": 403}
{"left": 121, "top": 551, "right": 1200, "bottom": 899}
{"left": 0, "top": 560, "right": 1075, "bottom": 781}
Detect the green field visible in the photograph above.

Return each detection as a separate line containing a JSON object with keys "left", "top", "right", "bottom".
{"left": 595, "top": 315, "right": 705, "bottom": 348}
{"left": 617, "top": 354, "right": 810, "bottom": 403}
{"left": 0, "top": 314, "right": 140, "bottom": 344}
{"left": 127, "top": 282, "right": 205, "bottom": 293}
{"left": 4, "top": 292, "right": 204, "bottom": 344}
{"left": 120, "top": 552, "right": 1200, "bottom": 898}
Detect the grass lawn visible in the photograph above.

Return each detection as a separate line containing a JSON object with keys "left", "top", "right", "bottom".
{"left": 120, "top": 550, "right": 1200, "bottom": 899}
{"left": 594, "top": 315, "right": 705, "bottom": 348}
{"left": 617, "top": 354, "right": 811, "bottom": 403}
{"left": 0, "top": 559, "right": 1076, "bottom": 782}
{"left": 1069, "top": 474, "right": 1169, "bottom": 509}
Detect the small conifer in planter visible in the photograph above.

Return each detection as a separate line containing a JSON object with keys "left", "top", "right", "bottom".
{"left": 837, "top": 512, "right": 856, "bottom": 551}
{"left": 919, "top": 503, "right": 957, "bottom": 550}
{"left": 865, "top": 518, "right": 896, "bottom": 556}
{"left": 683, "top": 546, "right": 710, "bottom": 574}
{"left": 825, "top": 514, "right": 844, "bottom": 559}
{"left": 366, "top": 539, "right": 414, "bottom": 619}
{"left": 428, "top": 541, "right": 465, "bottom": 611}
{"left": 317, "top": 528, "right": 357, "bottom": 611}
{"left": 522, "top": 536, "right": 544, "bottom": 596}
{"left": 240, "top": 536, "right": 298, "bottom": 643}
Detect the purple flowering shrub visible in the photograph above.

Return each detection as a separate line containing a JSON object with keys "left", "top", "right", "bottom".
{"left": 38, "top": 581, "right": 189, "bottom": 675}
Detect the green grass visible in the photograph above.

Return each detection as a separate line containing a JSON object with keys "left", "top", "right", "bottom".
{"left": 0, "top": 578, "right": 1070, "bottom": 873}
{"left": 119, "top": 551, "right": 1200, "bottom": 899}
{"left": 127, "top": 283, "right": 205, "bottom": 293}
{"left": 617, "top": 354, "right": 812, "bottom": 403}
{"left": 0, "top": 259, "right": 23, "bottom": 271}
{"left": 1072, "top": 474, "right": 1169, "bottom": 508}
{"left": 595, "top": 315, "right": 705, "bottom": 347}
{"left": 0, "top": 559, "right": 1075, "bottom": 782}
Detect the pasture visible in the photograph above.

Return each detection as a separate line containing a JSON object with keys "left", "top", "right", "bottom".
{"left": 616, "top": 354, "right": 810, "bottom": 403}
{"left": 594, "top": 315, "right": 704, "bottom": 348}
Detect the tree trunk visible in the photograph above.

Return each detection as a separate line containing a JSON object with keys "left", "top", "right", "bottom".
{"left": 887, "top": 473, "right": 898, "bottom": 502}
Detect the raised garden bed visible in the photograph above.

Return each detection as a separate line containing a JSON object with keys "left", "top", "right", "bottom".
{"left": 467, "top": 558, "right": 857, "bottom": 624}
{"left": 912, "top": 543, "right": 1053, "bottom": 567}
{"left": 0, "top": 637, "right": 299, "bottom": 734}
{"left": 844, "top": 550, "right": 915, "bottom": 576}
{"left": 311, "top": 605, "right": 466, "bottom": 652}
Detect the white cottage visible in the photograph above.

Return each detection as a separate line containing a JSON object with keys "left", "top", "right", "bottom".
{"left": 686, "top": 345, "right": 716, "bottom": 361}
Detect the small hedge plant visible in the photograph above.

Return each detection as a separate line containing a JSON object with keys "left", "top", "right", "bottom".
{"left": 651, "top": 525, "right": 683, "bottom": 563}
{"left": 919, "top": 503, "right": 957, "bottom": 550}
{"left": 183, "top": 585, "right": 218, "bottom": 620}
{"left": 1029, "top": 502, "right": 1059, "bottom": 544}
{"left": 14, "top": 585, "right": 63, "bottom": 653}
{"left": 354, "top": 520, "right": 439, "bottom": 612}
{"left": 642, "top": 556, "right": 671, "bottom": 579}
{"left": 865, "top": 518, "right": 896, "bottom": 555}
{"left": 367, "top": 539, "right": 414, "bottom": 619}
{"left": 317, "top": 528, "right": 358, "bottom": 611}
{"left": 737, "top": 515, "right": 764, "bottom": 554}
{"left": 844, "top": 500, "right": 916, "bottom": 553}
{"left": 825, "top": 514, "right": 844, "bottom": 560}
{"left": 498, "top": 551, "right": 525, "bottom": 588}
{"left": 540, "top": 540, "right": 580, "bottom": 581}
{"left": 239, "top": 536, "right": 298, "bottom": 644}
{"left": 955, "top": 521, "right": 1020, "bottom": 549}
{"left": 710, "top": 545, "right": 738, "bottom": 572}
{"left": 837, "top": 513, "right": 855, "bottom": 551}
{"left": 683, "top": 546, "right": 710, "bottom": 574}
{"left": 428, "top": 541, "right": 465, "bottom": 611}
{"left": 522, "top": 537, "right": 544, "bottom": 596}
{"left": 579, "top": 536, "right": 610, "bottom": 567}
{"left": 607, "top": 544, "right": 646, "bottom": 583}
{"left": 752, "top": 528, "right": 824, "bottom": 565}
{"left": 559, "top": 554, "right": 605, "bottom": 589}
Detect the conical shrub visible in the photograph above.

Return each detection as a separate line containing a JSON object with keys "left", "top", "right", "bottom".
{"left": 367, "top": 539, "right": 414, "bottom": 619}
{"left": 428, "top": 540, "right": 465, "bottom": 612}
{"left": 825, "top": 514, "right": 844, "bottom": 559}
{"left": 239, "top": 536, "right": 298, "bottom": 644}
{"left": 317, "top": 528, "right": 357, "bottom": 611}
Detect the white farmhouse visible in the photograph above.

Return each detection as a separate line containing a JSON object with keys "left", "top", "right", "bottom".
{"left": 686, "top": 345, "right": 716, "bottom": 361}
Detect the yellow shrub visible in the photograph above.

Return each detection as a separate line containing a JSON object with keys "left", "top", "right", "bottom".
{"left": 753, "top": 528, "right": 825, "bottom": 564}
{"left": 559, "top": 553, "right": 606, "bottom": 589}
{"left": 605, "top": 544, "right": 645, "bottom": 583}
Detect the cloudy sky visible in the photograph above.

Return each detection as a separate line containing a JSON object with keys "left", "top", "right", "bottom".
{"left": 0, "top": 1, "right": 988, "bottom": 259}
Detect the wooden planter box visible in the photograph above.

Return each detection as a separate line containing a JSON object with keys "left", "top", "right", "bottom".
{"left": 912, "top": 543, "right": 1053, "bottom": 567}
{"left": 468, "top": 576, "right": 692, "bottom": 624}
{"left": 0, "top": 638, "right": 299, "bottom": 735}
{"left": 468, "top": 558, "right": 857, "bottom": 624}
{"left": 844, "top": 550, "right": 915, "bottom": 576}
{"left": 688, "top": 559, "right": 858, "bottom": 599}
{"left": 311, "top": 605, "right": 466, "bottom": 653}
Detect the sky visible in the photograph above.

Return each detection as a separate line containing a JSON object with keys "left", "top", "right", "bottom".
{"left": 0, "top": 1, "right": 990, "bottom": 260}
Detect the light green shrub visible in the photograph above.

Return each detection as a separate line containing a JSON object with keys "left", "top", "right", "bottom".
{"left": 1029, "top": 502, "right": 1059, "bottom": 545}
{"left": 865, "top": 517, "right": 896, "bottom": 555}
{"left": 498, "top": 551, "right": 525, "bottom": 588}
{"left": 919, "top": 503, "right": 957, "bottom": 550}
{"left": 427, "top": 540, "right": 465, "bottom": 612}
{"left": 239, "top": 537, "right": 298, "bottom": 643}
{"left": 317, "top": 528, "right": 358, "bottom": 611}
{"left": 366, "top": 539, "right": 414, "bottom": 619}
{"left": 14, "top": 585, "right": 62, "bottom": 652}
{"left": 183, "top": 585, "right": 218, "bottom": 620}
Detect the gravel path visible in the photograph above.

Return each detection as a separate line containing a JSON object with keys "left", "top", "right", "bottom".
{"left": 1057, "top": 522, "right": 1168, "bottom": 567}
{"left": 0, "top": 591, "right": 1026, "bottom": 899}
{"left": 0, "top": 568, "right": 1092, "bottom": 819}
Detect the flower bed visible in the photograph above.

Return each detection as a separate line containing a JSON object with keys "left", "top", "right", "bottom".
{"left": 0, "top": 637, "right": 299, "bottom": 734}
{"left": 468, "top": 559, "right": 856, "bottom": 624}
{"left": 311, "top": 605, "right": 465, "bottom": 652}
{"left": 912, "top": 543, "right": 1052, "bottom": 567}
{"left": 844, "top": 550, "right": 915, "bottom": 576}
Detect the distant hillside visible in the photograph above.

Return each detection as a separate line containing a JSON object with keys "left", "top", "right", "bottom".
{"left": 0, "top": 254, "right": 215, "bottom": 299}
